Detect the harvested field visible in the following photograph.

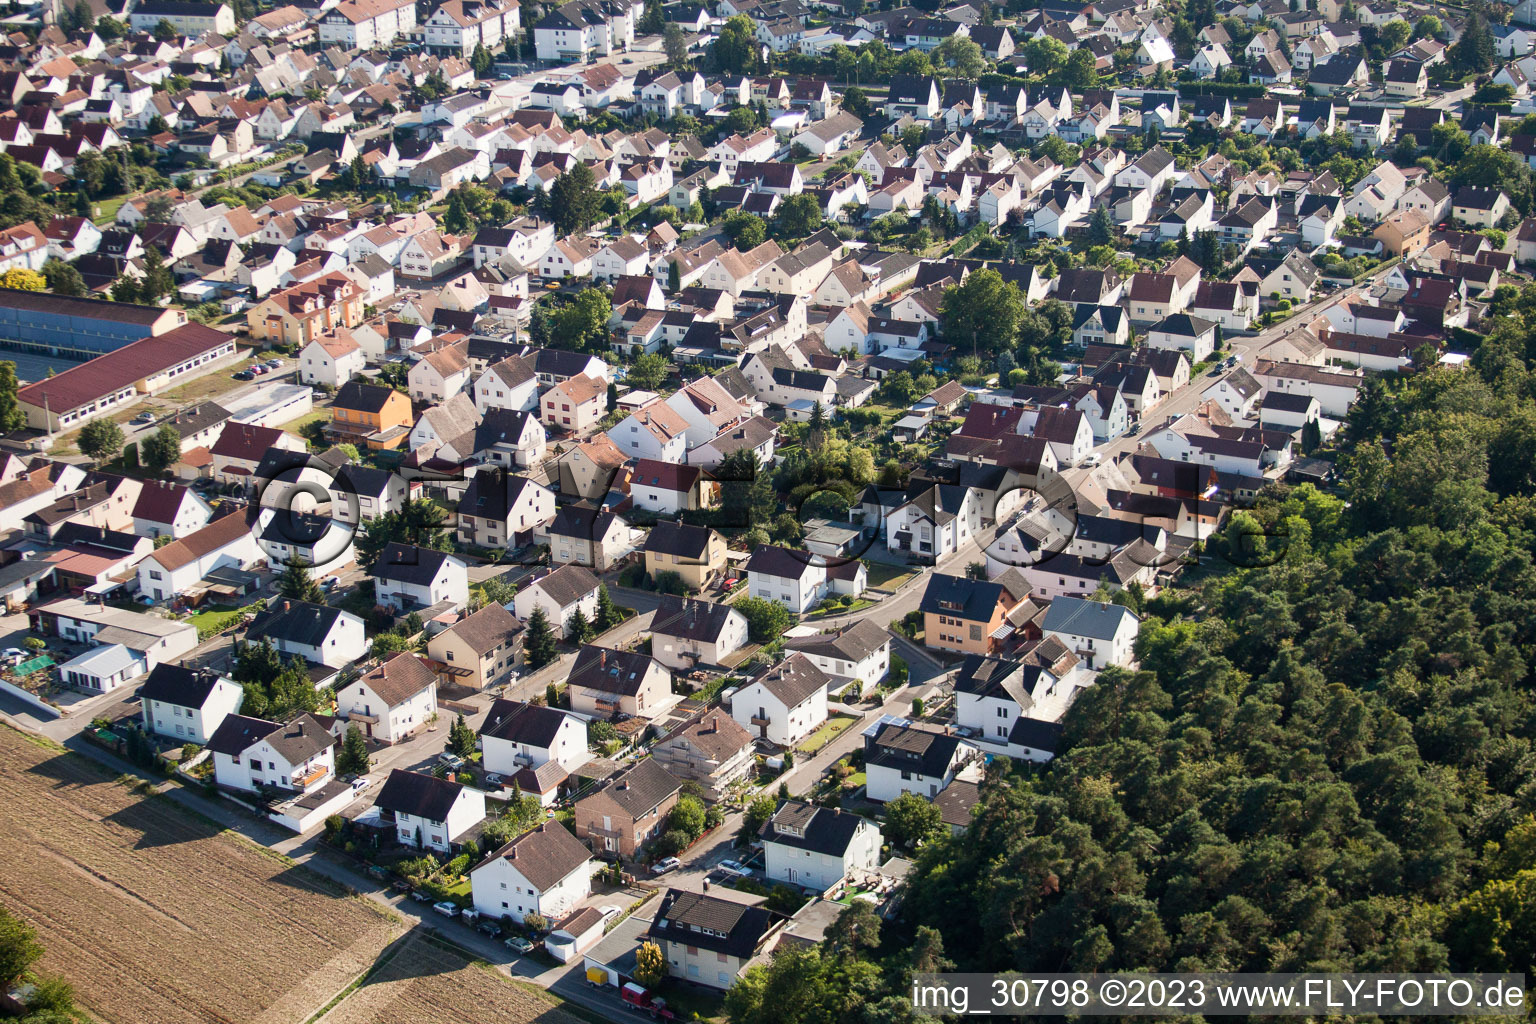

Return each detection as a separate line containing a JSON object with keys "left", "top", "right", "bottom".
{"left": 317, "top": 933, "right": 588, "bottom": 1024}
{"left": 0, "top": 728, "right": 400, "bottom": 1024}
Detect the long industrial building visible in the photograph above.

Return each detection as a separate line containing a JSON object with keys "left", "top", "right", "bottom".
{"left": 0, "top": 288, "right": 185, "bottom": 360}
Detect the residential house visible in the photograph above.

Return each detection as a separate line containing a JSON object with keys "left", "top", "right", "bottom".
{"left": 372, "top": 542, "right": 470, "bottom": 613}
{"left": 245, "top": 599, "right": 367, "bottom": 671}
{"left": 647, "top": 890, "right": 782, "bottom": 990}
{"left": 456, "top": 468, "right": 556, "bottom": 548}
{"left": 863, "top": 721, "right": 975, "bottom": 801}
{"left": 513, "top": 563, "right": 601, "bottom": 638}
{"left": 729, "top": 653, "right": 830, "bottom": 746}
{"left": 783, "top": 618, "right": 890, "bottom": 697}
{"left": 339, "top": 653, "right": 439, "bottom": 744}
{"left": 652, "top": 708, "right": 754, "bottom": 802}
{"left": 1040, "top": 596, "right": 1139, "bottom": 671}
{"left": 470, "top": 822, "right": 593, "bottom": 925}
{"left": 643, "top": 522, "right": 728, "bottom": 590}
{"left": 567, "top": 645, "right": 670, "bottom": 719}
{"left": 140, "top": 664, "right": 243, "bottom": 744}
{"left": 375, "top": 768, "right": 486, "bottom": 853}
{"left": 759, "top": 800, "right": 882, "bottom": 889}
{"left": 427, "top": 603, "right": 522, "bottom": 692}
{"left": 919, "top": 572, "right": 1023, "bottom": 656}
{"left": 573, "top": 756, "right": 681, "bottom": 858}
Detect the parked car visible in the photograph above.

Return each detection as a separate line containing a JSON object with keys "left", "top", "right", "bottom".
{"left": 1127, "top": 422, "right": 1141, "bottom": 436}
{"left": 432, "top": 901, "right": 459, "bottom": 918}
{"left": 233, "top": 371, "right": 253, "bottom": 381}
{"left": 437, "top": 752, "right": 465, "bottom": 770}
{"left": 409, "top": 890, "right": 433, "bottom": 903}
{"left": 391, "top": 880, "right": 413, "bottom": 895}
{"left": 505, "top": 935, "right": 535, "bottom": 954}
{"left": 485, "top": 773, "right": 504, "bottom": 787}
{"left": 265, "top": 359, "right": 282, "bottom": 368}
{"left": 651, "top": 856, "right": 681, "bottom": 875}
{"left": 477, "top": 919, "right": 502, "bottom": 937}
{"left": 1082, "top": 452, "right": 1103, "bottom": 468}
{"left": 716, "top": 860, "right": 749, "bottom": 878}
{"left": 350, "top": 777, "right": 372, "bottom": 793}
{"left": 133, "top": 412, "right": 156, "bottom": 424}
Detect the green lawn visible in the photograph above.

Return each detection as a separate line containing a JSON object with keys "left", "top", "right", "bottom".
{"left": 91, "top": 196, "right": 126, "bottom": 226}
{"left": 278, "top": 407, "right": 330, "bottom": 438}
{"left": 864, "top": 562, "right": 919, "bottom": 590}
{"left": 796, "top": 712, "right": 859, "bottom": 755}
{"left": 807, "top": 598, "right": 875, "bottom": 619}
{"left": 188, "top": 603, "right": 259, "bottom": 639}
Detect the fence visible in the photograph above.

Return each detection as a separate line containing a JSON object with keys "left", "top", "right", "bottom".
{"left": 0, "top": 678, "right": 60, "bottom": 719}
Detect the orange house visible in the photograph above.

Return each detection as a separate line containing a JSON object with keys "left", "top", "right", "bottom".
{"left": 327, "top": 380, "right": 414, "bottom": 449}
{"left": 919, "top": 572, "right": 1023, "bottom": 656}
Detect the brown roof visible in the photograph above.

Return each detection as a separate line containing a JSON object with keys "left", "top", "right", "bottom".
{"left": 662, "top": 708, "right": 751, "bottom": 761}
{"left": 443, "top": 601, "right": 520, "bottom": 654}
{"left": 488, "top": 821, "right": 591, "bottom": 890}
{"left": 552, "top": 373, "right": 606, "bottom": 406}
{"left": 146, "top": 509, "right": 255, "bottom": 572}
{"left": 752, "top": 652, "right": 829, "bottom": 706}
{"left": 579, "top": 756, "right": 680, "bottom": 818}
{"left": 359, "top": 652, "right": 437, "bottom": 705}
{"left": 18, "top": 322, "right": 226, "bottom": 415}
{"left": 211, "top": 421, "right": 286, "bottom": 461}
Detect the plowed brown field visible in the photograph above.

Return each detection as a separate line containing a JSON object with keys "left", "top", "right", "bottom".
{"left": 317, "top": 933, "right": 588, "bottom": 1024}
{"left": 0, "top": 727, "right": 400, "bottom": 1024}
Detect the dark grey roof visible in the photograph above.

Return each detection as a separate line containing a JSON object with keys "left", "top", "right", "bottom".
{"left": 644, "top": 521, "right": 715, "bottom": 559}
{"left": 751, "top": 653, "right": 829, "bottom": 707}
{"left": 246, "top": 600, "right": 346, "bottom": 648}
{"left": 547, "top": 503, "right": 617, "bottom": 542}
{"left": 375, "top": 768, "right": 464, "bottom": 821}
{"left": 374, "top": 542, "right": 458, "bottom": 586}
{"left": 651, "top": 595, "right": 741, "bottom": 644}
{"left": 206, "top": 713, "right": 334, "bottom": 762}
{"left": 919, "top": 572, "right": 1010, "bottom": 621}
{"left": 649, "top": 889, "right": 777, "bottom": 959}
{"left": 334, "top": 464, "right": 395, "bottom": 500}
{"left": 487, "top": 821, "right": 591, "bottom": 889}
{"left": 865, "top": 722, "right": 963, "bottom": 777}
{"left": 1040, "top": 596, "right": 1138, "bottom": 641}
{"left": 745, "top": 544, "right": 818, "bottom": 582}
{"left": 482, "top": 699, "right": 570, "bottom": 747}
{"left": 1008, "top": 716, "right": 1063, "bottom": 753}
{"left": 784, "top": 619, "right": 888, "bottom": 663}
{"left": 138, "top": 663, "right": 224, "bottom": 708}
{"left": 570, "top": 645, "right": 659, "bottom": 696}
{"left": 528, "top": 563, "right": 600, "bottom": 608}
{"left": 759, "top": 799, "right": 873, "bottom": 857}
{"left": 583, "top": 756, "right": 680, "bottom": 817}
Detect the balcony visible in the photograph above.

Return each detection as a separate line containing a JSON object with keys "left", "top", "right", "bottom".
{"left": 348, "top": 710, "right": 380, "bottom": 724}
{"left": 750, "top": 715, "right": 771, "bottom": 727}
{"left": 594, "top": 697, "right": 621, "bottom": 712}
{"left": 293, "top": 765, "right": 329, "bottom": 789}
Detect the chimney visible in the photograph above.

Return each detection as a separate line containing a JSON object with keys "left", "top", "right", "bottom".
{"left": 283, "top": 600, "right": 291, "bottom": 612}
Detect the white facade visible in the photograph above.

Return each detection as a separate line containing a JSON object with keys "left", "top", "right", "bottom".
{"left": 761, "top": 815, "right": 882, "bottom": 890}
{"left": 729, "top": 677, "right": 828, "bottom": 746}
{"left": 481, "top": 713, "right": 589, "bottom": 776}
{"left": 337, "top": 677, "right": 438, "bottom": 745}
{"left": 395, "top": 787, "right": 487, "bottom": 853}
{"left": 143, "top": 677, "right": 243, "bottom": 744}
{"left": 470, "top": 839, "right": 592, "bottom": 925}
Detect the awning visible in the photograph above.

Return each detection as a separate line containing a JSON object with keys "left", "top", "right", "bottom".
{"left": 989, "top": 623, "right": 1016, "bottom": 641}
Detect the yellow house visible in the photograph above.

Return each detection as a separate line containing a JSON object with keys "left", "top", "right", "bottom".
{"left": 643, "top": 521, "right": 727, "bottom": 590}
{"left": 246, "top": 271, "right": 364, "bottom": 346}
{"left": 425, "top": 603, "right": 521, "bottom": 691}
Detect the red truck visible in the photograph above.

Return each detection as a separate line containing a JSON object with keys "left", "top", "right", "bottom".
{"left": 620, "top": 982, "right": 675, "bottom": 1020}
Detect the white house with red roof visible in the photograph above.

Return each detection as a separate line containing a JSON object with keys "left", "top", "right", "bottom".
{"left": 208, "top": 421, "right": 306, "bottom": 485}
{"left": 629, "top": 459, "right": 713, "bottom": 514}
{"left": 131, "top": 480, "right": 214, "bottom": 540}
{"left": 299, "top": 329, "right": 366, "bottom": 387}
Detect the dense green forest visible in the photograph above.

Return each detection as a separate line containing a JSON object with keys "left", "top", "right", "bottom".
{"left": 725, "top": 293, "right": 1536, "bottom": 1021}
